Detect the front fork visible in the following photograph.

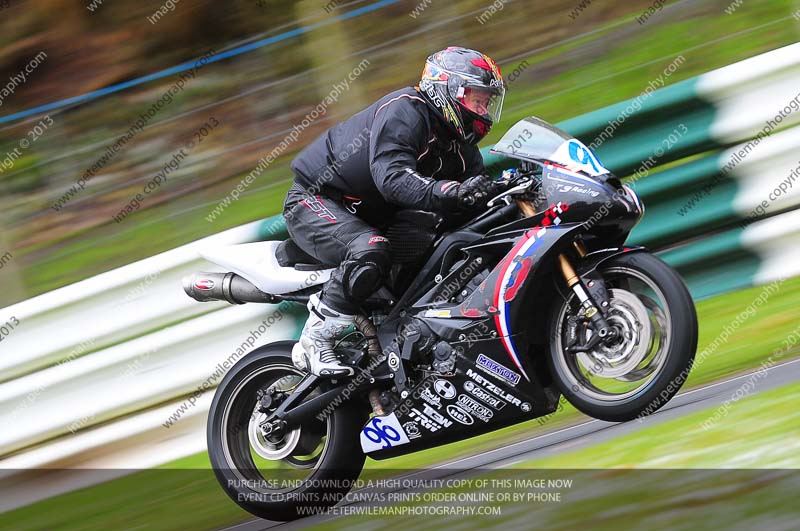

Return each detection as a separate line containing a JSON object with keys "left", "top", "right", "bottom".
{"left": 515, "top": 200, "right": 618, "bottom": 351}
{"left": 557, "top": 244, "right": 618, "bottom": 352}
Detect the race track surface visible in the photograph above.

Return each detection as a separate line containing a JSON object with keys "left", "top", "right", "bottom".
{"left": 220, "top": 358, "right": 800, "bottom": 531}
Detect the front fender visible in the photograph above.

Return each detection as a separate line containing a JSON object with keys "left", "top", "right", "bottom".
{"left": 576, "top": 245, "right": 648, "bottom": 277}
{"left": 570, "top": 246, "right": 648, "bottom": 313}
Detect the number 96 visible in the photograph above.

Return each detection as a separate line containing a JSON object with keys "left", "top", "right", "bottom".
{"left": 362, "top": 417, "right": 401, "bottom": 449}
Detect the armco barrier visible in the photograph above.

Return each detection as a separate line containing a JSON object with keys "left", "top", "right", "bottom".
{"left": 2, "top": 42, "right": 800, "bottom": 510}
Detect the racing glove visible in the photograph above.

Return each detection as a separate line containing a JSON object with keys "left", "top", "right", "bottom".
{"left": 432, "top": 174, "right": 503, "bottom": 211}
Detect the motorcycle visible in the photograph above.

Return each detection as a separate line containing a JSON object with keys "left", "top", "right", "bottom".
{"left": 182, "top": 116, "right": 697, "bottom": 521}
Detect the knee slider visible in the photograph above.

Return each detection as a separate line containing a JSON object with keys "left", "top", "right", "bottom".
{"left": 342, "top": 253, "right": 389, "bottom": 303}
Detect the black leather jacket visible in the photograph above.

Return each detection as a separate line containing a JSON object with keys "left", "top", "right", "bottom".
{"left": 291, "top": 87, "right": 485, "bottom": 225}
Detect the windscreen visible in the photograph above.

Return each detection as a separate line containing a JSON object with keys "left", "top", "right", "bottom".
{"left": 492, "top": 117, "right": 610, "bottom": 177}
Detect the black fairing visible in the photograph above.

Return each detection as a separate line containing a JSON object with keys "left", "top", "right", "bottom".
{"left": 534, "top": 164, "right": 641, "bottom": 245}
{"left": 359, "top": 116, "right": 645, "bottom": 459}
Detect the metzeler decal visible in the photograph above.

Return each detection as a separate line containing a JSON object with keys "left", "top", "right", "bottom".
{"left": 466, "top": 368, "right": 532, "bottom": 411}
{"left": 476, "top": 353, "right": 521, "bottom": 386}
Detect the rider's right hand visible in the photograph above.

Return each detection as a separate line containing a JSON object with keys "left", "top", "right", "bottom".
{"left": 432, "top": 174, "right": 506, "bottom": 211}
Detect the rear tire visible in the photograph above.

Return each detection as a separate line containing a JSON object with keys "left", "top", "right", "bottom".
{"left": 207, "top": 341, "right": 368, "bottom": 521}
{"left": 547, "top": 252, "right": 697, "bottom": 422}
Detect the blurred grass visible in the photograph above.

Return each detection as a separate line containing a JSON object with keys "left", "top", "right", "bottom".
{"left": 2, "top": 273, "right": 799, "bottom": 530}
{"left": 6, "top": 0, "right": 800, "bottom": 302}
{"left": 525, "top": 379, "right": 800, "bottom": 469}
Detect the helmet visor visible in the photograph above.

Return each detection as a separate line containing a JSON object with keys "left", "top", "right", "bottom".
{"left": 458, "top": 85, "right": 505, "bottom": 123}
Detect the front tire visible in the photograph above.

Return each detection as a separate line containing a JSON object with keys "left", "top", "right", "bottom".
{"left": 207, "top": 341, "right": 367, "bottom": 521}
{"left": 547, "top": 252, "right": 697, "bottom": 422}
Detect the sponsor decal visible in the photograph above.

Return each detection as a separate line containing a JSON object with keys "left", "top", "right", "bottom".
{"left": 521, "top": 402, "right": 532, "bottom": 412}
{"left": 402, "top": 421, "right": 421, "bottom": 440}
{"left": 299, "top": 196, "right": 337, "bottom": 223}
{"left": 194, "top": 278, "right": 215, "bottom": 290}
{"left": 423, "top": 82, "right": 447, "bottom": 110}
{"left": 422, "top": 83, "right": 464, "bottom": 135}
{"left": 434, "top": 379, "right": 457, "bottom": 399}
{"left": 422, "top": 404, "right": 452, "bottom": 428}
{"left": 424, "top": 309, "right": 452, "bottom": 318}
{"left": 457, "top": 394, "right": 493, "bottom": 422}
{"left": 408, "top": 403, "right": 453, "bottom": 433}
{"left": 420, "top": 388, "right": 442, "bottom": 409}
{"left": 446, "top": 404, "right": 474, "bottom": 425}
{"left": 466, "top": 369, "right": 526, "bottom": 409}
{"left": 409, "top": 408, "right": 439, "bottom": 432}
{"left": 476, "top": 353, "right": 521, "bottom": 386}
{"left": 556, "top": 183, "right": 600, "bottom": 197}
{"left": 360, "top": 413, "right": 410, "bottom": 452}
{"left": 368, "top": 235, "right": 389, "bottom": 245}
{"left": 461, "top": 307, "right": 484, "bottom": 318}
{"left": 464, "top": 380, "right": 506, "bottom": 410}
{"left": 422, "top": 63, "right": 449, "bottom": 82}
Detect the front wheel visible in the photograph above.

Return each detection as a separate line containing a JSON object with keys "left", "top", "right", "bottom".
{"left": 547, "top": 252, "right": 697, "bottom": 422}
{"left": 207, "top": 341, "right": 368, "bottom": 521}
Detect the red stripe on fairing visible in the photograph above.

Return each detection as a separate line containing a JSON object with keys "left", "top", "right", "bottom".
{"left": 493, "top": 234, "right": 530, "bottom": 309}
{"left": 493, "top": 311, "right": 505, "bottom": 347}
{"left": 462, "top": 307, "right": 483, "bottom": 318}
{"left": 493, "top": 233, "right": 532, "bottom": 374}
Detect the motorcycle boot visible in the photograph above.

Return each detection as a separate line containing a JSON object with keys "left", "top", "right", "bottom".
{"left": 291, "top": 293, "right": 356, "bottom": 377}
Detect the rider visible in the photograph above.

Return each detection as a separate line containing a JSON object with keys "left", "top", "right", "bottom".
{"left": 283, "top": 47, "right": 506, "bottom": 377}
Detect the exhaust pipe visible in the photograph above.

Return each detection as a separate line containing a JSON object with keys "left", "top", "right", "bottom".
{"left": 182, "top": 272, "right": 279, "bottom": 304}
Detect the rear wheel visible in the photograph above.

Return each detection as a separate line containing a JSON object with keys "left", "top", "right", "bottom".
{"left": 547, "top": 252, "right": 697, "bottom": 422}
{"left": 207, "top": 341, "right": 367, "bottom": 521}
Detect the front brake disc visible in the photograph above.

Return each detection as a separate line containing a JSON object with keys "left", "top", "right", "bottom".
{"left": 577, "top": 289, "right": 652, "bottom": 379}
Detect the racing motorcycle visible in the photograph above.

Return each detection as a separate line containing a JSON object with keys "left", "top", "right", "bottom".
{"left": 182, "top": 117, "right": 697, "bottom": 521}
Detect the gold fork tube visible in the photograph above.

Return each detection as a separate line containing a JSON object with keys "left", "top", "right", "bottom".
{"left": 516, "top": 200, "right": 537, "bottom": 218}
{"left": 558, "top": 254, "right": 580, "bottom": 287}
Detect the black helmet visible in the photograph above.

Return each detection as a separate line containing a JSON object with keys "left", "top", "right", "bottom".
{"left": 417, "top": 47, "right": 506, "bottom": 144}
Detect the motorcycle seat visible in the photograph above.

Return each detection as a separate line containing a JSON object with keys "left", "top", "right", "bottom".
{"left": 275, "top": 239, "right": 332, "bottom": 271}
{"left": 199, "top": 241, "right": 333, "bottom": 295}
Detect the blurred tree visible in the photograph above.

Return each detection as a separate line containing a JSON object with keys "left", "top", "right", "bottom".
{"left": 293, "top": 0, "right": 370, "bottom": 115}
